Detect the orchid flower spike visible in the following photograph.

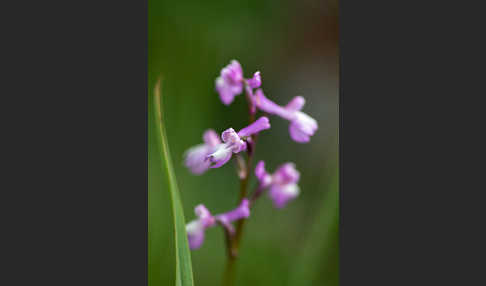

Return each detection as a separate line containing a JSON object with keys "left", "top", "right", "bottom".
{"left": 215, "top": 60, "right": 262, "bottom": 105}
{"left": 206, "top": 117, "right": 271, "bottom": 168}
{"left": 252, "top": 89, "right": 318, "bottom": 143}
{"left": 186, "top": 205, "right": 216, "bottom": 250}
{"left": 184, "top": 129, "right": 222, "bottom": 175}
{"left": 186, "top": 199, "right": 251, "bottom": 250}
{"left": 255, "top": 161, "right": 301, "bottom": 208}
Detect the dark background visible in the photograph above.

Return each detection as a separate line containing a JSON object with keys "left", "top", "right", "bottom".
{"left": 149, "top": 0, "right": 339, "bottom": 285}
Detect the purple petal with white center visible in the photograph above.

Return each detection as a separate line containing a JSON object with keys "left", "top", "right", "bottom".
{"left": 186, "top": 204, "right": 215, "bottom": 250}
{"left": 289, "top": 123, "right": 310, "bottom": 142}
{"left": 221, "top": 60, "right": 243, "bottom": 83}
{"left": 216, "top": 76, "right": 243, "bottom": 105}
{"left": 186, "top": 220, "right": 205, "bottom": 249}
{"left": 252, "top": 89, "right": 318, "bottom": 142}
{"left": 274, "top": 163, "right": 300, "bottom": 185}
{"left": 206, "top": 127, "right": 248, "bottom": 169}
{"left": 195, "top": 204, "right": 215, "bottom": 228}
{"left": 184, "top": 129, "right": 222, "bottom": 175}
{"left": 184, "top": 144, "right": 212, "bottom": 175}
{"left": 216, "top": 60, "right": 244, "bottom": 105}
{"left": 207, "top": 144, "right": 233, "bottom": 168}
{"left": 221, "top": 128, "right": 246, "bottom": 152}
{"left": 288, "top": 111, "right": 318, "bottom": 143}
{"left": 221, "top": 128, "right": 239, "bottom": 143}
{"left": 186, "top": 198, "right": 252, "bottom": 251}
{"left": 268, "top": 183, "right": 300, "bottom": 208}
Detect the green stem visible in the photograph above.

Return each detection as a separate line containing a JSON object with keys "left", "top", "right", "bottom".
{"left": 232, "top": 117, "right": 257, "bottom": 253}
{"left": 221, "top": 84, "right": 257, "bottom": 286}
{"left": 222, "top": 253, "right": 237, "bottom": 286}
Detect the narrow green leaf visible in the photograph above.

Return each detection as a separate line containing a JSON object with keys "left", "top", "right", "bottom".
{"left": 153, "top": 79, "right": 195, "bottom": 286}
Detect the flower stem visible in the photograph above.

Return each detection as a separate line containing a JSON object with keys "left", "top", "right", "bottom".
{"left": 222, "top": 254, "right": 237, "bottom": 286}
{"left": 250, "top": 185, "right": 264, "bottom": 204}
{"left": 221, "top": 84, "right": 257, "bottom": 286}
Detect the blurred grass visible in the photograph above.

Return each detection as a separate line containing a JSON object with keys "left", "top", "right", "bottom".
{"left": 288, "top": 171, "right": 339, "bottom": 286}
{"left": 149, "top": 0, "right": 338, "bottom": 285}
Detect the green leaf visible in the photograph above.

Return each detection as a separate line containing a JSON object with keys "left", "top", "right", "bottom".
{"left": 153, "top": 79, "right": 195, "bottom": 286}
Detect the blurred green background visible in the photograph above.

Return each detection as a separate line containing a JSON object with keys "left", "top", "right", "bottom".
{"left": 148, "top": 0, "right": 339, "bottom": 285}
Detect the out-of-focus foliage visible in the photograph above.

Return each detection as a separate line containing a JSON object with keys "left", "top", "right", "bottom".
{"left": 149, "top": 0, "right": 338, "bottom": 285}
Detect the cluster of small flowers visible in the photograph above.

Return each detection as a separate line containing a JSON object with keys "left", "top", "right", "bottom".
{"left": 184, "top": 60, "right": 318, "bottom": 250}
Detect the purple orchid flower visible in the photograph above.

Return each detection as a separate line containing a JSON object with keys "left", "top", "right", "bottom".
{"left": 186, "top": 60, "right": 315, "bottom": 255}
{"left": 215, "top": 60, "right": 262, "bottom": 105}
{"left": 186, "top": 205, "right": 216, "bottom": 250}
{"left": 252, "top": 89, "right": 318, "bottom": 143}
{"left": 246, "top": 71, "right": 261, "bottom": 89}
{"left": 184, "top": 129, "right": 222, "bottom": 175}
{"left": 215, "top": 199, "right": 250, "bottom": 234}
{"left": 206, "top": 117, "right": 270, "bottom": 168}
{"left": 255, "top": 160, "right": 301, "bottom": 208}
{"left": 186, "top": 199, "right": 251, "bottom": 250}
